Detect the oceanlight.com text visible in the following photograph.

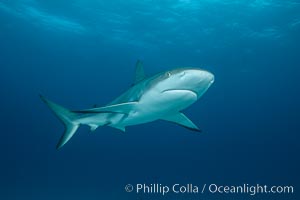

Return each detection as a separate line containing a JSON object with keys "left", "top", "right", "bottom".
{"left": 207, "top": 183, "right": 294, "bottom": 196}
{"left": 124, "top": 183, "right": 294, "bottom": 196}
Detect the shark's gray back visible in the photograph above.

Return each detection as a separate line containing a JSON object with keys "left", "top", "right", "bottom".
{"left": 107, "top": 72, "right": 164, "bottom": 105}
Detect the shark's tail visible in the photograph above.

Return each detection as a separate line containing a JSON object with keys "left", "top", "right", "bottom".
{"left": 40, "top": 95, "right": 79, "bottom": 149}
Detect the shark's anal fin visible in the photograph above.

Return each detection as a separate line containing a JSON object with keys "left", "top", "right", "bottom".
{"left": 134, "top": 60, "right": 145, "bottom": 84}
{"left": 161, "top": 112, "right": 201, "bottom": 132}
{"left": 73, "top": 102, "right": 138, "bottom": 114}
{"left": 89, "top": 124, "right": 98, "bottom": 133}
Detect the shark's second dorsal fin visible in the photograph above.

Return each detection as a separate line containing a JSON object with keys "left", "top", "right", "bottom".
{"left": 134, "top": 60, "right": 145, "bottom": 84}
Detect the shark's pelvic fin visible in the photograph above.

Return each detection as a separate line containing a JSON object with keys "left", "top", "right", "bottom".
{"left": 161, "top": 112, "right": 201, "bottom": 132}
{"left": 134, "top": 60, "right": 146, "bottom": 84}
{"left": 74, "top": 102, "right": 138, "bottom": 114}
{"left": 110, "top": 124, "right": 126, "bottom": 132}
{"left": 40, "top": 95, "right": 80, "bottom": 149}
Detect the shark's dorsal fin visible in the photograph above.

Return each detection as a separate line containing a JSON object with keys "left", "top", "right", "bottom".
{"left": 134, "top": 60, "right": 145, "bottom": 84}
{"left": 73, "top": 102, "right": 138, "bottom": 114}
{"left": 161, "top": 112, "right": 201, "bottom": 132}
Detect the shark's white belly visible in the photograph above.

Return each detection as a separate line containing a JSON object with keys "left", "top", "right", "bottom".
{"left": 116, "top": 89, "right": 198, "bottom": 127}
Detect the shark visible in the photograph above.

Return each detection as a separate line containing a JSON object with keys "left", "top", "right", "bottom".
{"left": 40, "top": 61, "right": 214, "bottom": 149}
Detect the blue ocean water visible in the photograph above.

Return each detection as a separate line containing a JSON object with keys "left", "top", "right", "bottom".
{"left": 0, "top": 0, "right": 299, "bottom": 199}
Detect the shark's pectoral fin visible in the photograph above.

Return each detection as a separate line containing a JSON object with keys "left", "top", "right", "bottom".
{"left": 73, "top": 102, "right": 138, "bottom": 114}
{"left": 161, "top": 112, "right": 201, "bottom": 132}
{"left": 134, "top": 60, "right": 146, "bottom": 84}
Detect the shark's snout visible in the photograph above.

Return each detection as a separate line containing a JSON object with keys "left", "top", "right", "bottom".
{"left": 188, "top": 69, "right": 214, "bottom": 85}
{"left": 206, "top": 71, "right": 215, "bottom": 85}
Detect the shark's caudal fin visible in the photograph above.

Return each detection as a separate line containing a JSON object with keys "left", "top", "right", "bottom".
{"left": 40, "top": 95, "right": 79, "bottom": 149}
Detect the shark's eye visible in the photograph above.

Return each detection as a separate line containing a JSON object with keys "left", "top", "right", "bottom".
{"left": 166, "top": 72, "right": 171, "bottom": 77}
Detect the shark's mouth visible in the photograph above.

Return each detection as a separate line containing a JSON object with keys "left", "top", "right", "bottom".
{"left": 161, "top": 89, "right": 198, "bottom": 98}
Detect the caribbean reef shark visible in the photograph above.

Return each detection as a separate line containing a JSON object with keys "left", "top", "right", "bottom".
{"left": 40, "top": 61, "right": 214, "bottom": 149}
